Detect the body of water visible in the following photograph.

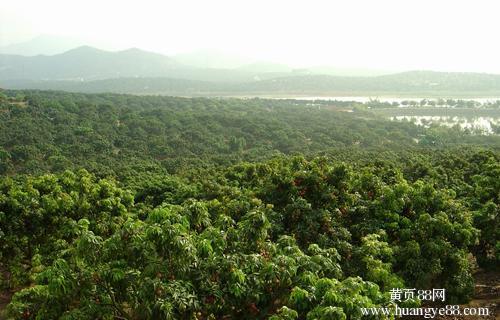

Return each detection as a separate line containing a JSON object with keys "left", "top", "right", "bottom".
{"left": 285, "top": 96, "right": 500, "bottom": 104}
{"left": 390, "top": 115, "right": 500, "bottom": 134}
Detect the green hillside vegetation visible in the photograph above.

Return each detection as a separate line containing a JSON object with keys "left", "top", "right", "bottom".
{"left": 0, "top": 90, "right": 498, "bottom": 319}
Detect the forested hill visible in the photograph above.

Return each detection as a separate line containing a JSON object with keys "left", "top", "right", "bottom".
{"left": 4, "top": 71, "right": 500, "bottom": 96}
{"left": 230, "top": 71, "right": 500, "bottom": 95}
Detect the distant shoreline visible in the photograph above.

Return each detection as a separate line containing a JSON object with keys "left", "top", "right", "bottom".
{"left": 200, "top": 92, "right": 500, "bottom": 100}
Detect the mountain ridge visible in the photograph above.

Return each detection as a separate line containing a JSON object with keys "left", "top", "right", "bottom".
{"left": 0, "top": 45, "right": 183, "bottom": 81}
{"left": 2, "top": 45, "right": 500, "bottom": 96}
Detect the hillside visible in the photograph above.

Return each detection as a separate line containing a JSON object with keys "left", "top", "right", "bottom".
{"left": 228, "top": 71, "right": 500, "bottom": 95}
{"left": 4, "top": 71, "right": 500, "bottom": 97}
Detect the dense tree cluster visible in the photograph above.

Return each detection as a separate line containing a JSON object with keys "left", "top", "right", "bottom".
{"left": 0, "top": 90, "right": 498, "bottom": 319}
{"left": 1, "top": 151, "right": 498, "bottom": 319}
{"left": 1, "top": 90, "right": 496, "bottom": 179}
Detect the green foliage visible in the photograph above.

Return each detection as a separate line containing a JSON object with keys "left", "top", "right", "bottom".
{"left": 0, "top": 90, "right": 498, "bottom": 319}
{"left": 2, "top": 154, "right": 493, "bottom": 318}
{"left": 3, "top": 90, "right": 495, "bottom": 178}
{"left": 0, "top": 170, "right": 132, "bottom": 286}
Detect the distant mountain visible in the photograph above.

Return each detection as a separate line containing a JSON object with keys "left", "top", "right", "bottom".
{"left": 0, "top": 46, "right": 291, "bottom": 82}
{"left": 0, "top": 46, "right": 184, "bottom": 80}
{"left": 2, "top": 44, "right": 500, "bottom": 96}
{"left": 4, "top": 71, "right": 500, "bottom": 97}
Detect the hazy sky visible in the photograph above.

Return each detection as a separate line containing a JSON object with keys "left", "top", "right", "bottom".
{"left": 1, "top": 0, "right": 500, "bottom": 72}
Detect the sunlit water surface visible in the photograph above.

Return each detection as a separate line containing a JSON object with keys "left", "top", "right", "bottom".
{"left": 389, "top": 116, "right": 500, "bottom": 134}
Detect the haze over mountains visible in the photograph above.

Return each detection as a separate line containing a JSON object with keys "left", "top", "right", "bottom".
{"left": 0, "top": 35, "right": 88, "bottom": 56}
{"left": 1, "top": 36, "right": 500, "bottom": 97}
{"left": 0, "top": 42, "right": 389, "bottom": 81}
